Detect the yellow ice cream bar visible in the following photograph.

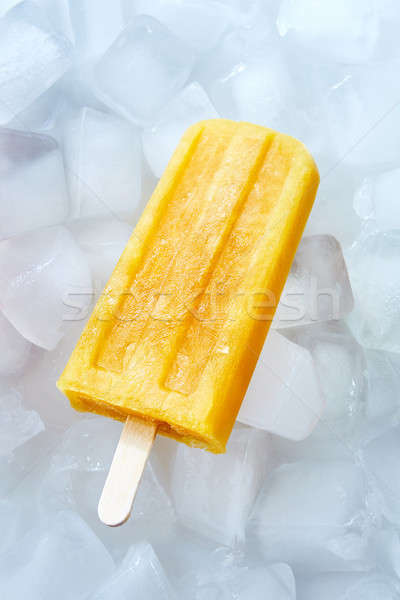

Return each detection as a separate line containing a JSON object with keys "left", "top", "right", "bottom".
{"left": 58, "top": 119, "right": 319, "bottom": 453}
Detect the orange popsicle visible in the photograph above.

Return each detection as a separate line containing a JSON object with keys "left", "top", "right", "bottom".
{"left": 58, "top": 119, "right": 319, "bottom": 454}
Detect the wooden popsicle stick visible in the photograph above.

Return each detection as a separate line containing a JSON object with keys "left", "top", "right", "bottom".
{"left": 98, "top": 415, "right": 157, "bottom": 527}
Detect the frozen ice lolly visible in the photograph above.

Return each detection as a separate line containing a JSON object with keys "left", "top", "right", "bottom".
{"left": 58, "top": 120, "right": 319, "bottom": 456}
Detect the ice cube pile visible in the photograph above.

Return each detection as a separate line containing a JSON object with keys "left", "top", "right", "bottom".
{"left": 0, "top": 0, "right": 400, "bottom": 598}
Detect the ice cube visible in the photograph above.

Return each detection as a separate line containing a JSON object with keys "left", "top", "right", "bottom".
{"left": 62, "top": 107, "right": 142, "bottom": 220}
{"left": 178, "top": 547, "right": 296, "bottom": 600}
{"left": 68, "top": 0, "right": 124, "bottom": 61}
{"left": 354, "top": 169, "right": 400, "bottom": 232}
{"left": 273, "top": 235, "right": 354, "bottom": 328}
{"left": 200, "top": 30, "right": 295, "bottom": 131}
{"left": 69, "top": 218, "right": 132, "bottom": 292}
{"left": 142, "top": 82, "right": 219, "bottom": 177}
{"left": 362, "top": 349, "right": 400, "bottom": 440}
{"left": 0, "top": 1, "right": 72, "bottom": 125}
{"left": 0, "top": 311, "right": 31, "bottom": 376}
{"left": 7, "top": 84, "right": 68, "bottom": 133}
{"left": 0, "top": 128, "right": 69, "bottom": 238}
{"left": 250, "top": 460, "right": 370, "bottom": 570}
{"left": 323, "top": 64, "right": 400, "bottom": 169}
{"left": 284, "top": 321, "right": 366, "bottom": 442}
{"left": 277, "top": 0, "right": 379, "bottom": 63}
{"left": 297, "top": 572, "right": 400, "bottom": 600}
{"left": 238, "top": 331, "right": 323, "bottom": 441}
{"left": 0, "top": 389, "right": 44, "bottom": 457}
{"left": 0, "top": 226, "right": 92, "bottom": 350}
{"left": 171, "top": 425, "right": 271, "bottom": 546}
{"left": 363, "top": 426, "right": 400, "bottom": 526}
{"left": 94, "top": 16, "right": 194, "bottom": 126}
{"left": 0, "top": 510, "right": 115, "bottom": 600}
{"left": 346, "top": 231, "right": 400, "bottom": 353}
{"left": 90, "top": 542, "right": 176, "bottom": 600}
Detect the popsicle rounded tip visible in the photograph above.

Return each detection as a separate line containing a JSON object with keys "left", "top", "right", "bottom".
{"left": 98, "top": 500, "right": 131, "bottom": 527}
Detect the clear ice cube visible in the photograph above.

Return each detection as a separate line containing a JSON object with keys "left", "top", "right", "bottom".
{"left": 346, "top": 231, "right": 400, "bottom": 353}
{"left": 90, "top": 542, "right": 176, "bottom": 600}
{"left": 0, "top": 226, "right": 92, "bottom": 349}
{"left": 0, "top": 510, "right": 115, "bottom": 600}
{"left": 277, "top": 0, "right": 379, "bottom": 63}
{"left": 62, "top": 107, "right": 142, "bottom": 220}
{"left": 142, "top": 82, "right": 219, "bottom": 177}
{"left": 250, "top": 459, "right": 370, "bottom": 570}
{"left": 94, "top": 16, "right": 194, "bottom": 126}
{"left": 0, "top": 128, "right": 69, "bottom": 238}
{"left": 0, "top": 389, "right": 44, "bottom": 457}
{"left": 238, "top": 331, "right": 323, "bottom": 441}
{"left": 171, "top": 425, "right": 271, "bottom": 546}
{"left": 273, "top": 235, "right": 354, "bottom": 328}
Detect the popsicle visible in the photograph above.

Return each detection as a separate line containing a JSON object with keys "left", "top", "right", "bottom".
{"left": 57, "top": 119, "right": 319, "bottom": 525}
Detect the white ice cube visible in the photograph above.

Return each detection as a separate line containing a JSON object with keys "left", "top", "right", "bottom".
{"left": 284, "top": 322, "right": 366, "bottom": 443}
{"left": 0, "top": 1, "right": 72, "bottom": 125}
{"left": 70, "top": 218, "right": 132, "bottom": 291}
{"left": 0, "top": 311, "right": 31, "bottom": 376}
{"left": 178, "top": 548, "right": 296, "bottom": 600}
{"left": 94, "top": 16, "right": 194, "bottom": 126}
{"left": 62, "top": 107, "right": 142, "bottom": 220}
{"left": 238, "top": 331, "right": 323, "bottom": 441}
{"left": 90, "top": 542, "right": 176, "bottom": 600}
{"left": 324, "top": 65, "right": 400, "bottom": 169}
{"left": 0, "top": 389, "right": 44, "bottom": 457}
{"left": 363, "top": 426, "right": 400, "bottom": 526}
{"left": 200, "top": 31, "right": 295, "bottom": 131}
{"left": 69, "top": 0, "right": 124, "bottom": 61}
{"left": 171, "top": 425, "right": 271, "bottom": 546}
{"left": 277, "top": 0, "right": 379, "bottom": 63}
{"left": 0, "top": 226, "right": 92, "bottom": 350}
{"left": 251, "top": 460, "right": 369, "bottom": 570}
{"left": 354, "top": 169, "right": 400, "bottom": 232}
{"left": 297, "top": 572, "right": 400, "bottom": 600}
{"left": 273, "top": 235, "right": 354, "bottom": 328}
{"left": 346, "top": 231, "right": 400, "bottom": 353}
{"left": 142, "top": 82, "right": 219, "bottom": 177}
{"left": 127, "top": 0, "right": 235, "bottom": 53}
{"left": 362, "top": 349, "right": 400, "bottom": 440}
{"left": 0, "top": 510, "right": 115, "bottom": 600}
{"left": 0, "top": 128, "right": 69, "bottom": 238}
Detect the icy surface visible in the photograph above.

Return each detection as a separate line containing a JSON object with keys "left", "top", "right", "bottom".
{"left": 0, "top": 2, "right": 72, "bottom": 125}
{"left": 142, "top": 82, "right": 219, "bottom": 177}
{"left": 297, "top": 572, "right": 400, "bottom": 600}
{"left": 0, "top": 128, "right": 69, "bottom": 238}
{"left": 251, "top": 459, "right": 370, "bottom": 570}
{"left": 94, "top": 16, "right": 194, "bottom": 125}
{"left": 277, "top": 0, "right": 379, "bottom": 63}
{"left": 346, "top": 231, "right": 400, "bottom": 353}
{"left": 90, "top": 542, "right": 176, "bottom": 600}
{"left": 171, "top": 425, "right": 271, "bottom": 546}
{"left": 238, "top": 331, "right": 323, "bottom": 440}
{"left": 0, "top": 389, "right": 44, "bottom": 457}
{"left": 69, "top": 0, "right": 124, "bottom": 61}
{"left": 0, "top": 311, "right": 31, "bottom": 376}
{"left": 62, "top": 107, "right": 142, "bottom": 220}
{"left": 0, "top": 226, "right": 92, "bottom": 349}
{"left": 0, "top": 0, "right": 399, "bottom": 596}
{"left": 0, "top": 510, "right": 115, "bottom": 600}
{"left": 354, "top": 169, "right": 400, "bottom": 232}
{"left": 178, "top": 548, "right": 296, "bottom": 600}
